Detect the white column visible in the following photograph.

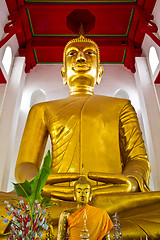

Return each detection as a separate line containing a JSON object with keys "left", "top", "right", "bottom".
{"left": 0, "top": 57, "right": 26, "bottom": 191}
{"left": 135, "top": 57, "right": 160, "bottom": 190}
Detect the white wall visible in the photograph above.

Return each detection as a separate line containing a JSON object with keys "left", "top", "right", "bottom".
{"left": 134, "top": 0, "right": 160, "bottom": 190}
{"left": 0, "top": 0, "right": 19, "bottom": 114}
{"left": 0, "top": 84, "right": 6, "bottom": 107}
{"left": 20, "top": 64, "right": 139, "bottom": 110}
{"left": 0, "top": 57, "right": 26, "bottom": 191}
{"left": 0, "top": 0, "right": 9, "bottom": 40}
{"left": 0, "top": 0, "right": 22, "bottom": 191}
{"left": 142, "top": 0, "right": 160, "bottom": 110}
{"left": 135, "top": 57, "right": 160, "bottom": 190}
{"left": 153, "top": 0, "right": 160, "bottom": 37}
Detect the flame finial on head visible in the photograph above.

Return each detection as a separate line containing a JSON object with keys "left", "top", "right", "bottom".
{"left": 79, "top": 22, "right": 85, "bottom": 37}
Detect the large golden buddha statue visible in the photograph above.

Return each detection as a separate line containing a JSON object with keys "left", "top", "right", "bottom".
{"left": 15, "top": 35, "right": 150, "bottom": 196}
{"left": 12, "top": 35, "right": 160, "bottom": 239}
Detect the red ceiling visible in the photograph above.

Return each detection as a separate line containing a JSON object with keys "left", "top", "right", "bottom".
{"left": 3, "top": 0, "right": 157, "bottom": 74}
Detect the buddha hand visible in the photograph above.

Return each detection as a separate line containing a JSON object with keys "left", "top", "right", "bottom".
{"left": 88, "top": 172, "right": 138, "bottom": 194}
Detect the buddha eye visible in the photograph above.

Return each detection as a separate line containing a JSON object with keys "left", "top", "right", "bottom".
{"left": 85, "top": 51, "right": 95, "bottom": 55}
{"left": 67, "top": 51, "right": 77, "bottom": 57}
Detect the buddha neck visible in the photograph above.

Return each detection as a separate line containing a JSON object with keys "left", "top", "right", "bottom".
{"left": 69, "top": 86, "right": 94, "bottom": 96}
{"left": 77, "top": 203, "right": 87, "bottom": 209}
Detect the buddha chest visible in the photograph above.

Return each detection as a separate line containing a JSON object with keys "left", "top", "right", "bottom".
{"left": 45, "top": 95, "right": 128, "bottom": 175}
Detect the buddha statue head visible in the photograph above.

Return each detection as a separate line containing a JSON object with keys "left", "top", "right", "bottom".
{"left": 61, "top": 35, "right": 104, "bottom": 95}
{"left": 74, "top": 176, "right": 92, "bottom": 205}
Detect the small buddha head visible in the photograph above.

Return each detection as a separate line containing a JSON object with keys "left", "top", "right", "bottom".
{"left": 61, "top": 35, "right": 103, "bottom": 93}
{"left": 74, "top": 176, "right": 92, "bottom": 205}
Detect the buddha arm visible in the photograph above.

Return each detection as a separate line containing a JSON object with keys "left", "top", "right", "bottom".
{"left": 15, "top": 104, "right": 49, "bottom": 182}
{"left": 119, "top": 101, "right": 151, "bottom": 191}
{"left": 89, "top": 100, "right": 151, "bottom": 194}
{"left": 57, "top": 211, "right": 70, "bottom": 240}
{"left": 15, "top": 103, "right": 79, "bottom": 184}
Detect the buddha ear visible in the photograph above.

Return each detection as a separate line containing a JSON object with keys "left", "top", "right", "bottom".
{"left": 73, "top": 191, "right": 76, "bottom": 201}
{"left": 89, "top": 192, "right": 93, "bottom": 201}
{"left": 61, "top": 67, "right": 67, "bottom": 85}
{"left": 96, "top": 65, "right": 104, "bottom": 85}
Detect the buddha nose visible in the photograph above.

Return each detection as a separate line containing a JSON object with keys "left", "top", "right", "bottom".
{"left": 76, "top": 51, "right": 86, "bottom": 63}
{"left": 81, "top": 191, "right": 85, "bottom": 197}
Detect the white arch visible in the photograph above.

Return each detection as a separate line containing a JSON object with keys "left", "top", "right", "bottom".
{"left": 30, "top": 89, "right": 46, "bottom": 107}
{"left": 2, "top": 46, "right": 12, "bottom": 75}
{"left": 149, "top": 46, "right": 159, "bottom": 74}
{"left": 114, "top": 89, "right": 129, "bottom": 100}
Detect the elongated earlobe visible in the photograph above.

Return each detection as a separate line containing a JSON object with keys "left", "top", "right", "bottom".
{"left": 89, "top": 192, "right": 92, "bottom": 201}
{"left": 96, "top": 65, "right": 104, "bottom": 85}
{"left": 61, "top": 67, "right": 67, "bottom": 85}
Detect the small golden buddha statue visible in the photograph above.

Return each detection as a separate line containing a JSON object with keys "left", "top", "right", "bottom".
{"left": 57, "top": 176, "right": 113, "bottom": 240}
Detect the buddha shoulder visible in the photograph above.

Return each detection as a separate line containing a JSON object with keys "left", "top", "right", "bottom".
{"left": 94, "top": 94, "right": 130, "bottom": 103}
{"left": 28, "top": 98, "right": 71, "bottom": 115}
{"left": 91, "top": 94, "right": 131, "bottom": 111}
{"left": 28, "top": 95, "right": 131, "bottom": 122}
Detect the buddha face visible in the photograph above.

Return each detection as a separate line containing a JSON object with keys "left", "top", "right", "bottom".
{"left": 74, "top": 183, "right": 92, "bottom": 205}
{"left": 61, "top": 41, "right": 103, "bottom": 89}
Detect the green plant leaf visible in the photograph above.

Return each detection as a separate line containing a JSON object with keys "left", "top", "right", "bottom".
{"left": 10, "top": 198, "right": 21, "bottom": 204}
{"left": 45, "top": 203, "right": 57, "bottom": 207}
{"left": 39, "top": 197, "right": 57, "bottom": 208}
{"left": 13, "top": 180, "right": 32, "bottom": 199}
{"left": 40, "top": 197, "right": 52, "bottom": 205}
{"left": 29, "top": 150, "right": 52, "bottom": 204}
